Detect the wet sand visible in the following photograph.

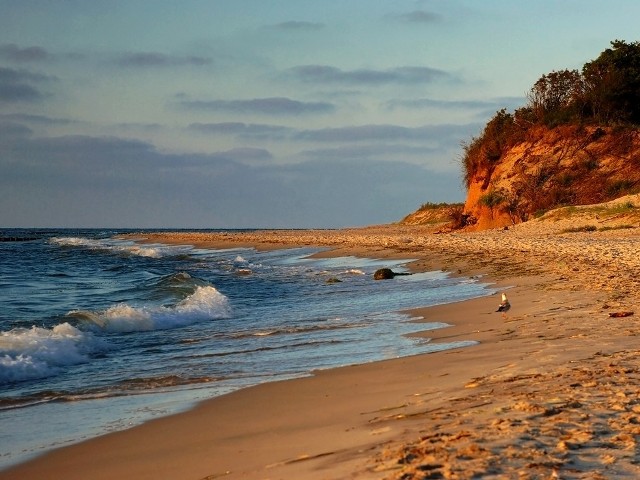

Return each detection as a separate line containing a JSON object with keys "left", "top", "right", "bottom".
{"left": 2, "top": 216, "right": 640, "bottom": 479}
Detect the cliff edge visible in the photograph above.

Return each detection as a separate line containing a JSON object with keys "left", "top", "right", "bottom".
{"left": 403, "top": 40, "right": 640, "bottom": 231}
{"left": 463, "top": 124, "right": 640, "bottom": 230}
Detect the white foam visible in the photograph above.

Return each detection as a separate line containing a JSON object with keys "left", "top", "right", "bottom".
{"left": 344, "top": 269, "right": 366, "bottom": 275}
{"left": 79, "top": 286, "right": 232, "bottom": 333}
{"left": 50, "top": 236, "right": 189, "bottom": 258}
{"left": 50, "top": 236, "right": 102, "bottom": 248}
{"left": 0, "top": 323, "right": 104, "bottom": 384}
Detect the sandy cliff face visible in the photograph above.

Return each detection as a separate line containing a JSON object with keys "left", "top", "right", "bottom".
{"left": 463, "top": 125, "right": 640, "bottom": 230}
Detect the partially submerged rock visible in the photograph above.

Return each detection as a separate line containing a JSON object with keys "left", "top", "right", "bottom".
{"left": 373, "top": 268, "right": 411, "bottom": 280}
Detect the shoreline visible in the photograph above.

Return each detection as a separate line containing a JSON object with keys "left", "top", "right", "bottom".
{"left": 2, "top": 223, "right": 640, "bottom": 479}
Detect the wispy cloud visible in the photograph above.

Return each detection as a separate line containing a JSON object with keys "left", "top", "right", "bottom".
{"left": 113, "top": 122, "right": 164, "bottom": 132}
{"left": 386, "top": 98, "right": 500, "bottom": 111}
{"left": 187, "top": 121, "right": 480, "bottom": 148}
{"left": 115, "top": 52, "right": 212, "bottom": 67}
{"left": 0, "top": 132, "right": 463, "bottom": 228}
{"left": 0, "top": 83, "right": 46, "bottom": 103}
{"left": 23, "top": 135, "right": 154, "bottom": 161}
{"left": 272, "top": 21, "right": 324, "bottom": 30}
{"left": 298, "top": 144, "right": 440, "bottom": 161}
{"left": 0, "top": 121, "right": 33, "bottom": 139}
{"left": 289, "top": 65, "right": 451, "bottom": 86}
{"left": 0, "top": 67, "right": 55, "bottom": 84}
{"left": 296, "top": 124, "right": 415, "bottom": 142}
{"left": 385, "top": 96, "right": 526, "bottom": 111}
{"left": 0, "top": 113, "right": 76, "bottom": 125}
{"left": 295, "top": 123, "right": 479, "bottom": 142}
{"left": 0, "top": 67, "right": 55, "bottom": 103}
{"left": 188, "top": 122, "right": 293, "bottom": 139}
{"left": 0, "top": 43, "right": 50, "bottom": 62}
{"left": 186, "top": 121, "right": 479, "bottom": 146}
{"left": 216, "top": 147, "right": 273, "bottom": 163}
{"left": 178, "top": 97, "right": 335, "bottom": 115}
{"left": 386, "top": 10, "right": 442, "bottom": 24}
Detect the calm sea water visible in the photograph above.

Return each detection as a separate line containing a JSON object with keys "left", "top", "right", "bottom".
{"left": 0, "top": 229, "right": 492, "bottom": 469}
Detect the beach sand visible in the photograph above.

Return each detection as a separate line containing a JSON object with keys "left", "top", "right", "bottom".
{"left": 2, "top": 218, "right": 640, "bottom": 479}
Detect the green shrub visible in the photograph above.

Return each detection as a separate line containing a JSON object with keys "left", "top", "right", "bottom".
{"left": 418, "top": 202, "right": 463, "bottom": 211}
{"left": 478, "top": 189, "right": 506, "bottom": 209}
{"left": 461, "top": 109, "right": 526, "bottom": 188}
{"left": 605, "top": 179, "right": 635, "bottom": 197}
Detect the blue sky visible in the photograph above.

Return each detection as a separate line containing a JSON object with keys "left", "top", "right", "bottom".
{"left": 2, "top": 0, "right": 640, "bottom": 228}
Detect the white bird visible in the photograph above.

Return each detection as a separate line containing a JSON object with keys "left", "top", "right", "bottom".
{"left": 496, "top": 293, "right": 511, "bottom": 315}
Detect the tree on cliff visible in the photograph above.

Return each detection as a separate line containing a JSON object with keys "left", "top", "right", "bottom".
{"left": 461, "top": 108, "right": 527, "bottom": 188}
{"left": 459, "top": 40, "right": 640, "bottom": 228}
{"left": 463, "top": 40, "right": 640, "bottom": 187}
{"left": 582, "top": 40, "right": 640, "bottom": 124}
{"left": 525, "top": 40, "right": 640, "bottom": 127}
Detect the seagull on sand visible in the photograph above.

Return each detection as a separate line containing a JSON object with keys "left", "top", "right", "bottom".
{"left": 496, "top": 293, "right": 511, "bottom": 317}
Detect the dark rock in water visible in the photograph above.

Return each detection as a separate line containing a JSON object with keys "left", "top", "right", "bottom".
{"left": 374, "top": 268, "right": 396, "bottom": 280}
{"left": 373, "top": 268, "right": 412, "bottom": 280}
{"left": 325, "top": 277, "right": 342, "bottom": 284}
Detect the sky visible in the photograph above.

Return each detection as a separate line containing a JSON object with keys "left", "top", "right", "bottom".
{"left": 2, "top": 1, "right": 640, "bottom": 228}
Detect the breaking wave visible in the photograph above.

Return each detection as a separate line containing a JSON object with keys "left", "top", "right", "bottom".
{"left": 68, "top": 286, "right": 232, "bottom": 333}
{"left": 343, "top": 269, "right": 365, "bottom": 275}
{"left": 50, "top": 236, "right": 191, "bottom": 258}
{"left": 0, "top": 323, "right": 106, "bottom": 384}
{"left": 1, "top": 286, "right": 231, "bottom": 384}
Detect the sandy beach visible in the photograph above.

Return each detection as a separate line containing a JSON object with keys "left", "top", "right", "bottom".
{"left": 3, "top": 211, "right": 640, "bottom": 479}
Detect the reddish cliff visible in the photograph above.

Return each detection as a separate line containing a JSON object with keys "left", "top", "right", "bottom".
{"left": 462, "top": 125, "right": 640, "bottom": 230}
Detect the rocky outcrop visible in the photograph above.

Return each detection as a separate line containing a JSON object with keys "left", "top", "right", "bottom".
{"left": 374, "top": 268, "right": 395, "bottom": 280}
{"left": 373, "top": 268, "right": 412, "bottom": 280}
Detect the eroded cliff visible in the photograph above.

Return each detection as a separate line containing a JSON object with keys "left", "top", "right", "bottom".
{"left": 462, "top": 125, "right": 640, "bottom": 230}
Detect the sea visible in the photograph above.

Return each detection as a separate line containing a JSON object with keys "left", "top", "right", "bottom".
{"left": 0, "top": 228, "right": 493, "bottom": 470}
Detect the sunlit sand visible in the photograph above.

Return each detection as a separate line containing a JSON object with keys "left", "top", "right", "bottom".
{"left": 3, "top": 204, "right": 640, "bottom": 479}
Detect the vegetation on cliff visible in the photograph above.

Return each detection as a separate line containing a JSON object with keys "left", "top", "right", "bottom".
{"left": 460, "top": 40, "right": 640, "bottom": 228}
{"left": 399, "top": 202, "right": 463, "bottom": 226}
